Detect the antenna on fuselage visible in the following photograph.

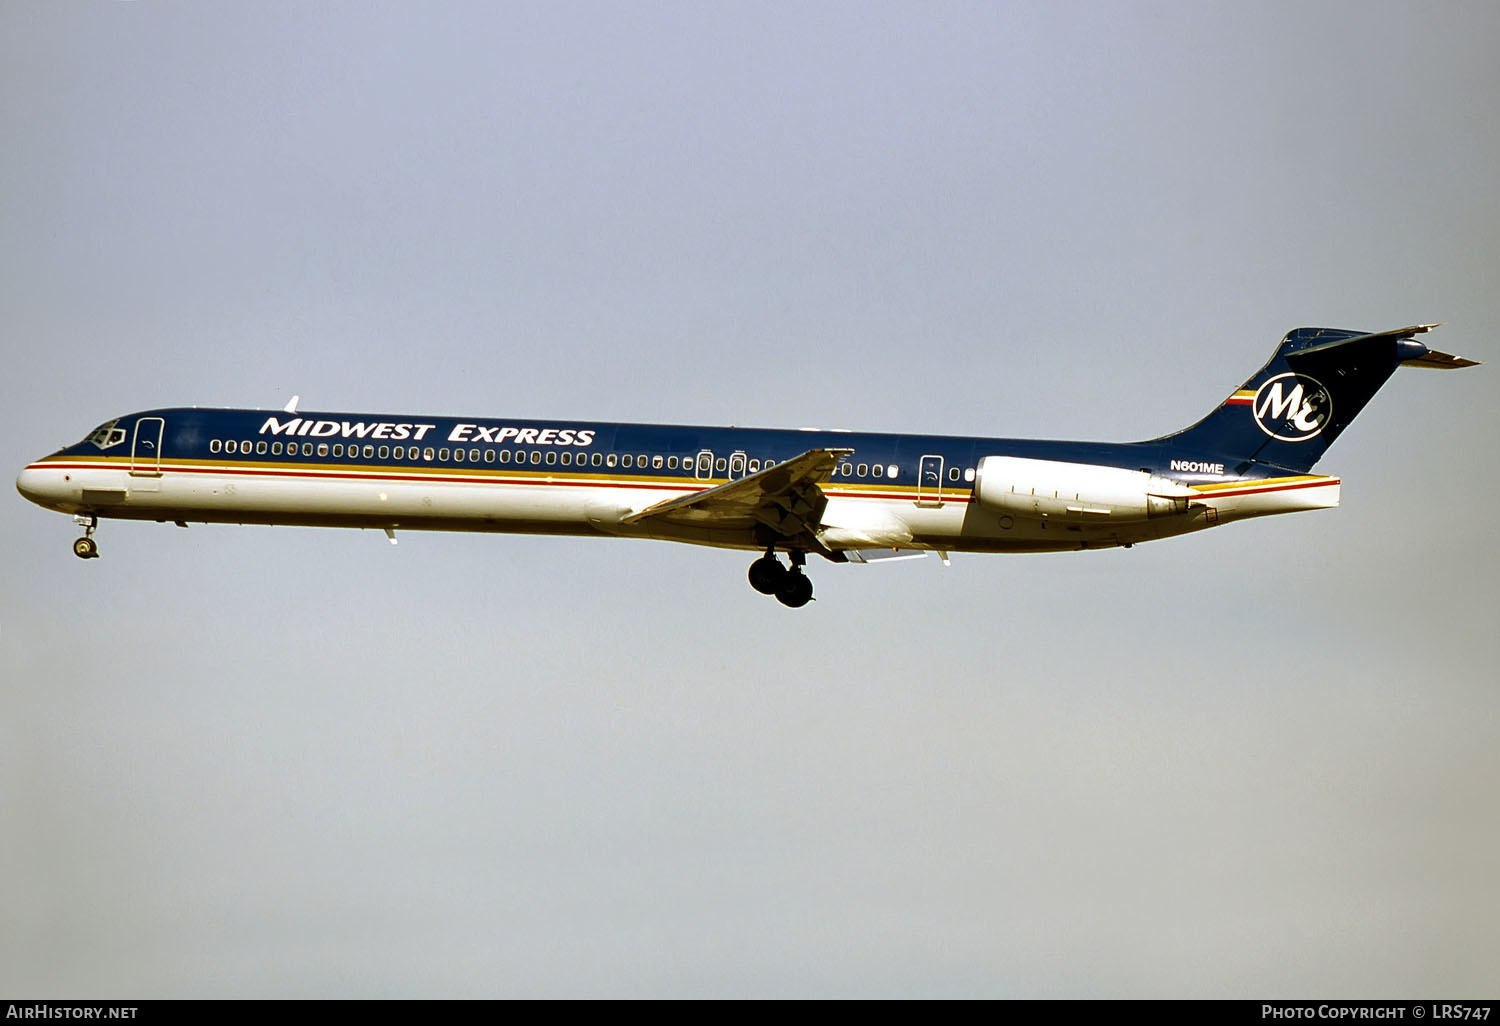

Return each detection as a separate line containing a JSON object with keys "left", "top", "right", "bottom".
{"left": 283, "top": 395, "right": 300, "bottom": 414}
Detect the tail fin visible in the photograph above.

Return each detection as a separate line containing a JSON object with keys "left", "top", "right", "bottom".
{"left": 1155, "top": 324, "right": 1478, "bottom": 473}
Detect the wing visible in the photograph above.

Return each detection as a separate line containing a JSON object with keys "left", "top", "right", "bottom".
{"left": 621, "top": 447, "right": 852, "bottom": 547}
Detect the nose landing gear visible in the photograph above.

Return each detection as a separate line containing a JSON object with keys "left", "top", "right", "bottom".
{"left": 72, "top": 515, "right": 99, "bottom": 559}
{"left": 747, "top": 549, "right": 813, "bottom": 608}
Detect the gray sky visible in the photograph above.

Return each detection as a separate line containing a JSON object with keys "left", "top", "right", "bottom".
{"left": 3, "top": 1, "right": 1497, "bottom": 998}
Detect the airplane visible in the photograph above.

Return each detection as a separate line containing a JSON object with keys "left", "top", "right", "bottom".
{"left": 16, "top": 324, "right": 1478, "bottom": 607}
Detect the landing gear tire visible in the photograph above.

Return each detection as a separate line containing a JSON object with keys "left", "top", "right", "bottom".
{"left": 73, "top": 537, "right": 98, "bottom": 560}
{"left": 748, "top": 554, "right": 788, "bottom": 595}
{"left": 774, "top": 571, "right": 813, "bottom": 608}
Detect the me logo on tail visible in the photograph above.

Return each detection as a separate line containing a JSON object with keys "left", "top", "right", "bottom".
{"left": 1252, "top": 373, "right": 1331, "bottom": 442}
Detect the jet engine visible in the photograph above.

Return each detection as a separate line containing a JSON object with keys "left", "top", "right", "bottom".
{"left": 973, "top": 456, "right": 1193, "bottom": 522}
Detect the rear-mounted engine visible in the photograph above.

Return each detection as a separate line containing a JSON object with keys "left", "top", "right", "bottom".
{"left": 973, "top": 456, "right": 1192, "bottom": 521}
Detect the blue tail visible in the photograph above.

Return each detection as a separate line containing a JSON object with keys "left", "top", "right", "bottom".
{"left": 1154, "top": 324, "right": 1475, "bottom": 473}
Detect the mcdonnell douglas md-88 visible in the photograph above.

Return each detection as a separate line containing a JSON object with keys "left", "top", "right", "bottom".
{"left": 16, "top": 325, "right": 1477, "bottom": 607}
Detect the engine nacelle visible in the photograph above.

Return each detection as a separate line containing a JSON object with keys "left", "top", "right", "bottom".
{"left": 973, "top": 456, "right": 1192, "bottom": 522}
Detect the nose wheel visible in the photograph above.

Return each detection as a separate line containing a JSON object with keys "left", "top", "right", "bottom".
{"left": 72, "top": 516, "right": 99, "bottom": 559}
{"left": 747, "top": 550, "right": 813, "bottom": 608}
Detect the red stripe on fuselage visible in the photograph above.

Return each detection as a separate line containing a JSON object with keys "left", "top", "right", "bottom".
{"left": 1192, "top": 477, "right": 1339, "bottom": 499}
{"left": 25, "top": 459, "right": 975, "bottom": 502}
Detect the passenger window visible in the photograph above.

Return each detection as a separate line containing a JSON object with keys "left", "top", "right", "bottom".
{"left": 242, "top": 441, "right": 253, "bottom": 454}
{"left": 592, "top": 453, "right": 603, "bottom": 467}
{"left": 652, "top": 455, "right": 663, "bottom": 469}
{"left": 454, "top": 449, "right": 465, "bottom": 463}
{"left": 498, "top": 450, "right": 510, "bottom": 463}
{"left": 361, "top": 444, "right": 373, "bottom": 459}
{"left": 606, "top": 453, "right": 618, "bottom": 468}
{"left": 271, "top": 442, "right": 282, "bottom": 455}
{"left": 468, "top": 448, "right": 479, "bottom": 462}
{"left": 715, "top": 458, "right": 727, "bottom": 472}
{"left": 964, "top": 468, "right": 975, "bottom": 482}
{"left": 225, "top": 440, "right": 237, "bottom": 454}
{"left": 257, "top": 441, "right": 267, "bottom": 454}
{"left": 317, "top": 443, "right": 329, "bottom": 457}
{"left": 872, "top": 464, "right": 883, "bottom": 478}
{"left": 560, "top": 452, "right": 572, "bottom": 466}
{"left": 545, "top": 451, "right": 557, "bottom": 465}
{"left": 210, "top": 439, "right": 222, "bottom": 453}
{"left": 485, "top": 450, "right": 496, "bottom": 463}
{"left": 302, "top": 443, "right": 313, "bottom": 456}
{"left": 622, "top": 455, "right": 633, "bottom": 468}
{"left": 949, "top": 467, "right": 960, "bottom": 481}
{"left": 439, "top": 448, "right": 450, "bottom": 461}
{"left": 423, "top": 447, "right": 435, "bottom": 461}
{"left": 857, "top": 463, "right": 868, "bottom": 476}
{"left": 887, "top": 464, "right": 898, "bottom": 479}
{"left": 530, "top": 451, "right": 541, "bottom": 465}
{"left": 380, "top": 446, "right": 390, "bottom": 459}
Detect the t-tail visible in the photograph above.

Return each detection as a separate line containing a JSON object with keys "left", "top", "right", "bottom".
{"left": 1156, "top": 324, "right": 1479, "bottom": 473}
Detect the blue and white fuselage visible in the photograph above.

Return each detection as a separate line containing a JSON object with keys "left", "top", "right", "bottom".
{"left": 16, "top": 325, "right": 1477, "bottom": 606}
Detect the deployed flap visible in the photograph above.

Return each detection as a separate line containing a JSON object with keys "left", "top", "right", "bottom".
{"left": 622, "top": 447, "right": 852, "bottom": 540}
{"left": 845, "top": 548, "right": 931, "bottom": 564}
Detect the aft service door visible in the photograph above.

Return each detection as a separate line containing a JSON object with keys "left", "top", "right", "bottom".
{"left": 916, "top": 454, "right": 944, "bottom": 507}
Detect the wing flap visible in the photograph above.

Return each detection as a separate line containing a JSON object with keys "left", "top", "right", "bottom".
{"left": 621, "top": 447, "right": 852, "bottom": 540}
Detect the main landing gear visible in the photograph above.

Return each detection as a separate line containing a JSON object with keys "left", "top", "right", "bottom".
{"left": 748, "top": 549, "right": 814, "bottom": 608}
{"left": 72, "top": 515, "right": 99, "bottom": 560}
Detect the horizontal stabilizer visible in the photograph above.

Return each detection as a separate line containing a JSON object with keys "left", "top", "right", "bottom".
{"left": 1296, "top": 324, "right": 1478, "bottom": 368}
{"left": 1401, "top": 348, "right": 1481, "bottom": 369}
{"left": 1295, "top": 323, "right": 1440, "bottom": 355}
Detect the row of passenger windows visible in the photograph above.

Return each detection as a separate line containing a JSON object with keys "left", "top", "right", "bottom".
{"left": 213, "top": 438, "right": 706, "bottom": 470}
{"left": 207, "top": 438, "right": 976, "bottom": 482}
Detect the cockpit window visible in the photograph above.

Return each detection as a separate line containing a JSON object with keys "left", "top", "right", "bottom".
{"left": 85, "top": 421, "right": 127, "bottom": 450}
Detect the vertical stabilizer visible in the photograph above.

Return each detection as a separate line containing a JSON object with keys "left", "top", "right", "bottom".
{"left": 1153, "top": 324, "right": 1473, "bottom": 473}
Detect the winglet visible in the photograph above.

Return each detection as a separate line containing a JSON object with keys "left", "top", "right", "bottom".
{"left": 284, "top": 395, "right": 301, "bottom": 414}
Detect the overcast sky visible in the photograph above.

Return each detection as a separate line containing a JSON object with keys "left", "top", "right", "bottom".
{"left": 3, "top": 1, "right": 1497, "bottom": 998}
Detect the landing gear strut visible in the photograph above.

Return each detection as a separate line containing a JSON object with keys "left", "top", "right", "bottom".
{"left": 747, "top": 548, "right": 814, "bottom": 608}
{"left": 72, "top": 515, "right": 99, "bottom": 560}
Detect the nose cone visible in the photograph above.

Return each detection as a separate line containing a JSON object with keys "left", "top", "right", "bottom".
{"left": 16, "top": 463, "right": 65, "bottom": 511}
